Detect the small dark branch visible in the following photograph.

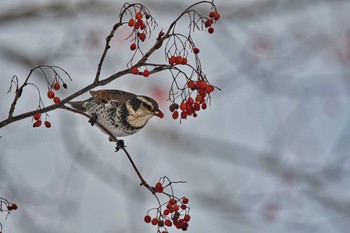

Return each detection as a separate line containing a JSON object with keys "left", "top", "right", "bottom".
{"left": 164, "top": 0, "right": 216, "bottom": 37}
{"left": 60, "top": 105, "right": 155, "bottom": 194}
{"left": 7, "top": 75, "right": 20, "bottom": 119}
{"left": 95, "top": 22, "right": 123, "bottom": 83}
{"left": 121, "top": 147, "right": 155, "bottom": 193}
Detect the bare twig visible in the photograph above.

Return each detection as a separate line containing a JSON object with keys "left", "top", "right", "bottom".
{"left": 60, "top": 105, "right": 155, "bottom": 194}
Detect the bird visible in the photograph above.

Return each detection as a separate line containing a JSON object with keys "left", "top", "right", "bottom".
{"left": 68, "top": 89, "right": 164, "bottom": 150}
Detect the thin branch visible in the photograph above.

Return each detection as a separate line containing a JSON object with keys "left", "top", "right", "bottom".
{"left": 94, "top": 22, "right": 123, "bottom": 82}
{"left": 60, "top": 105, "right": 155, "bottom": 194}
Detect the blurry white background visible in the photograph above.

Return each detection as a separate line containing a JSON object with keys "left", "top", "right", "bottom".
{"left": 1, "top": 0, "right": 350, "bottom": 233}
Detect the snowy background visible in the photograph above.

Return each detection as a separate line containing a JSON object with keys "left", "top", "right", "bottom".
{"left": 1, "top": 0, "right": 350, "bottom": 233}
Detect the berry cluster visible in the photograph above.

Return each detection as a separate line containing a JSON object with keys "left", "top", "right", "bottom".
{"left": 205, "top": 11, "right": 221, "bottom": 34}
{"left": 163, "top": 8, "right": 220, "bottom": 122}
{"left": 127, "top": 10, "right": 155, "bottom": 78}
{"left": 169, "top": 79, "right": 214, "bottom": 120}
{"left": 32, "top": 113, "right": 51, "bottom": 128}
{"left": 144, "top": 197, "right": 191, "bottom": 232}
{"left": 127, "top": 10, "right": 152, "bottom": 52}
{"left": 144, "top": 178, "right": 191, "bottom": 232}
{"left": 0, "top": 197, "right": 18, "bottom": 213}
{"left": 0, "top": 197, "right": 18, "bottom": 233}
{"left": 5, "top": 203, "right": 18, "bottom": 211}
{"left": 47, "top": 81, "right": 66, "bottom": 105}
{"left": 168, "top": 55, "right": 188, "bottom": 66}
{"left": 33, "top": 79, "right": 68, "bottom": 128}
{"left": 130, "top": 66, "right": 151, "bottom": 77}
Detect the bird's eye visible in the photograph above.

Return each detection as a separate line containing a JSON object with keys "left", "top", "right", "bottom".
{"left": 143, "top": 102, "right": 152, "bottom": 110}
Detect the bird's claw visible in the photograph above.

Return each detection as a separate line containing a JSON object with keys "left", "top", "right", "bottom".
{"left": 115, "top": 140, "right": 125, "bottom": 152}
{"left": 88, "top": 113, "right": 98, "bottom": 126}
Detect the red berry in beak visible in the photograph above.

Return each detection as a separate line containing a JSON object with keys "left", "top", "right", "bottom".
{"left": 156, "top": 111, "right": 164, "bottom": 118}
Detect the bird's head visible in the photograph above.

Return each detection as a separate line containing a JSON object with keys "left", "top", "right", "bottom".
{"left": 125, "top": 95, "right": 164, "bottom": 128}
{"left": 137, "top": 96, "right": 164, "bottom": 119}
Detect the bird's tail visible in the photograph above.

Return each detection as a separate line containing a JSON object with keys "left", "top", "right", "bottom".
{"left": 68, "top": 100, "right": 87, "bottom": 112}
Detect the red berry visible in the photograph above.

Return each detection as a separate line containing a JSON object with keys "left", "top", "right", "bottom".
{"left": 209, "top": 11, "right": 216, "bottom": 18}
{"left": 186, "top": 108, "right": 193, "bottom": 116}
{"left": 47, "top": 90, "right": 55, "bottom": 99}
{"left": 193, "top": 47, "right": 200, "bottom": 54}
{"left": 181, "top": 111, "right": 187, "bottom": 119}
{"left": 53, "top": 82, "right": 60, "bottom": 90}
{"left": 205, "top": 19, "right": 213, "bottom": 28}
{"left": 135, "top": 11, "right": 143, "bottom": 20}
{"left": 44, "top": 121, "right": 51, "bottom": 128}
{"left": 184, "top": 214, "right": 191, "bottom": 222}
{"left": 169, "top": 198, "right": 177, "bottom": 205}
{"left": 195, "top": 94, "right": 202, "bottom": 103}
{"left": 137, "top": 19, "right": 144, "bottom": 26}
{"left": 166, "top": 202, "right": 173, "bottom": 210}
{"left": 210, "top": 85, "right": 215, "bottom": 92}
{"left": 182, "top": 57, "right": 188, "bottom": 65}
{"left": 163, "top": 209, "right": 170, "bottom": 215}
{"left": 140, "top": 22, "right": 146, "bottom": 30}
{"left": 205, "top": 85, "right": 213, "bottom": 94}
{"left": 187, "top": 80, "right": 195, "bottom": 89}
{"left": 182, "top": 197, "right": 189, "bottom": 204}
{"left": 155, "top": 182, "right": 163, "bottom": 193}
{"left": 186, "top": 103, "right": 193, "bottom": 112}
{"left": 138, "top": 32, "right": 146, "bottom": 42}
{"left": 53, "top": 97, "right": 61, "bottom": 104}
{"left": 175, "top": 55, "right": 183, "bottom": 64}
{"left": 142, "top": 69, "right": 150, "bottom": 77}
{"left": 128, "top": 18, "right": 135, "bottom": 27}
{"left": 151, "top": 217, "right": 158, "bottom": 225}
{"left": 7, "top": 205, "right": 13, "bottom": 211}
{"left": 208, "top": 27, "right": 214, "bottom": 34}
{"left": 201, "top": 102, "right": 207, "bottom": 110}
{"left": 11, "top": 203, "right": 18, "bottom": 210}
{"left": 187, "top": 97, "right": 194, "bottom": 104}
{"left": 169, "top": 103, "right": 177, "bottom": 112}
{"left": 198, "top": 89, "right": 206, "bottom": 98}
{"left": 33, "top": 113, "right": 41, "bottom": 121}
{"left": 155, "top": 182, "right": 162, "bottom": 189}
{"left": 193, "top": 102, "right": 200, "bottom": 111}
{"left": 34, "top": 120, "right": 42, "bottom": 127}
{"left": 169, "top": 56, "right": 176, "bottom": 65}
{"left": 181, "top": 204, "right": 187, "bottom": 210}
{"left": 172, "top": 111, "right": 179, "bottom": 119}
{"left": 196, "top": 80, "right": 207, "bottom": 89}
{"left": 175, "top": 222, "right": 182, "bottom": 229}
{"left": 134, "top": 22, "right": 140, "bottom": 30}
{"left": 165, "top": 219, "right": 172, "bottom": 227}
{"left": 131, "top": 67, "right": 139, "bottom": 74}
{"left": 130, "top": 43, "right": 137, "bottom": 51}
{"left": 144, "top": 215, "right": 152, "bottom": 223}
{"left": 180, "top": 102, "right": 187, "bottom": 111}
{"left": 213, "top": 12, "right": 221, "bottom": 20}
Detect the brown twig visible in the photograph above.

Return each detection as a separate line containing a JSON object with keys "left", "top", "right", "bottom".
{"left": 60, "top": 105, "right": 155, "bottom": 194}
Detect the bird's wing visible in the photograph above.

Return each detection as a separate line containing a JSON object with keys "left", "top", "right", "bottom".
{"left": 89, "top": 89, "right": 137, "bottom": 104}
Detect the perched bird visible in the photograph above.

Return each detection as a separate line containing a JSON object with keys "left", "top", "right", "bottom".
{"left": 68, "top": 89, "right": 164, "bottom": 148}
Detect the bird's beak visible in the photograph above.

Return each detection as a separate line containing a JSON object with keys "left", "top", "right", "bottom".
{"left": 154, "top": 109, "right": 164, "bottom": 118}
